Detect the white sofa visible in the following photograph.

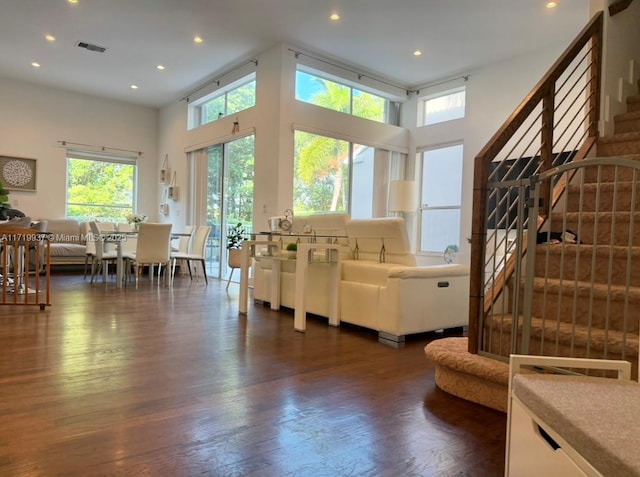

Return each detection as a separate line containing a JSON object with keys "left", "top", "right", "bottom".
{"left": 251, "top": 214, "right": 470, "bottom": 345}
{"left": 42, "top": 219, "right": 87, "bottom": 266}
{"left": 252, "top": 213, "right": 351, "bottom": 317}
{"left": 340, "top": 218, "right": 470, "bottom": 345}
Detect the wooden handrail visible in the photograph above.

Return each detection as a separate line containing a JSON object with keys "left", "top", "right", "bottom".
{"left": 468, "top": 11, "right": 603, "bottom": 354}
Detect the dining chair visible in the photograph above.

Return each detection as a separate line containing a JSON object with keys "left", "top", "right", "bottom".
{"left": 84, "top": 222, "right": 96, "bottom": 278}
{"left": 171, "top": 225, "right": 210, "bottom": 284}
{"left": 116, "top": 222, "right": 137, "bottom": 254}
{"left": 171, "top": 225, "right": 194, "bottom": 253}
{"left": 124, "top": 222, "right": 173, "bottom": 289}
{"left": 96, "top": 222, "right": 117, "bottom": 253}
{"left": 88, "top": 221, "right": 119, "bottom": 283}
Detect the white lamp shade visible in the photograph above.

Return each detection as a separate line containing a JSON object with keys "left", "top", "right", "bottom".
{"left": 388, "top": 180, "right": 416, "bottom": 212}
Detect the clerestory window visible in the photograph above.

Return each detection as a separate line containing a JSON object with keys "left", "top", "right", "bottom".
{"left": 295, "top": 69, "right": 392, "bottom": 124}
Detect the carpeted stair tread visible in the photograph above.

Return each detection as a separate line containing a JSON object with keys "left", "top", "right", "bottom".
{"left": 615, "top": 110, "right": 640, "bottom": 121}
{"left": 485, "top": 314, "right": 640, "bottom": 356}
{"left": 615, "top": 109, "right": 640, "bottom": 134}
{"left": 532, "top": 276, "right": 640, "bottom": 302}
{"left": 597, "top": 130, "right": 640, "bottom": 144}
{"left": 425, "top": 337, "right": 509, "bottom": 385}
{"left": 550, "top": 211, "right": 640, "bottom": 246}
{"left": 425, "top": 337, "right": 510, "bottom": 412}
{"left": 566, "top": 180, "right": 640, "bottom": 211}
{"left": 534, "top": 243, "right": 640, "bottom": 287}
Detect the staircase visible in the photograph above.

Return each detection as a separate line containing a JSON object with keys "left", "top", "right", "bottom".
{"left": 488, "top": 80, "right": 640, "bottom": 372}
{"left": 426, "top": 79, "right": 640, "bottom": 413}
{"left": 426, "top": 7, "right": 640, "bottom": 411}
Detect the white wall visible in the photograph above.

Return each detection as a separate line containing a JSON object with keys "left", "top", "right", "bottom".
{"left": 402, "top": 42, "right": 576, "bottom": 266}
{"left": 0, "top": 76, "right": 158, "bottom": 220}
{"left": 594, "top": 0, "right": 640, "bottom": 135}
{"left": 159, "top": 43, "right": 408, "bottom": 233}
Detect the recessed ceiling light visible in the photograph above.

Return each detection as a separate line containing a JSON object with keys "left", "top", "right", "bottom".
{"left": 68, "top": 0, "right": 78, "bottom": 4}
{"left": 413, "top": 50, "right": 423, "bottom": 56}
{"left": 45, "top": 34, "right": 56, "bottom": 42}
{"left": 330, "top": 12, "right": 340, "bottom": 21}
{"left": 31, "top": 62, "right": 41, "bottom": 68}
{"left": 546, "top": 1, "right": 557, "bottom": 8}
{"left": 156, "top": 65, "right": 165, "bottom": 71}
{"left": 130, "top": 84, "right": 138, "bottom": 90}
{"left": 193, "top": 36, "right": 203, "bottom": 44}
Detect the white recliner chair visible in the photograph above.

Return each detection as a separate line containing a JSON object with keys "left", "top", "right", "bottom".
{"left": 340, "top": 217, "right": 470, "bottom": 345}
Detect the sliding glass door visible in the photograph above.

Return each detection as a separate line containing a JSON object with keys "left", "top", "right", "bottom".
{"left": 204, "top": 135, "right": 254, "bottom": 280}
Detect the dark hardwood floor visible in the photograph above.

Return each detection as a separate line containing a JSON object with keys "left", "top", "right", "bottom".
{"left": 0, "top": 272, "right": 506, "bottom": 477}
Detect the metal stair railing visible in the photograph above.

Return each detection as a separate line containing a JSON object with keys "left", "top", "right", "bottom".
{"left": 469, "top": 11, "right": 603, "bottom": 356}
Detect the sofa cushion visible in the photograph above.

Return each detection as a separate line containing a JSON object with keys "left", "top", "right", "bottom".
{"left": 50, "top": 243, "right": 86, "bottom": 258}
{"left": 43, "top": 219, "right": 83, "bottom": 244}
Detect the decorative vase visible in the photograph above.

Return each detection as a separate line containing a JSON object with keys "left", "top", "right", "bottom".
{"left": 228, "top": 248, "right": 242, "bottom": 268}
{"left": 134, "top": 223, "right": 140, "bottom": 232}
{"left": 443, "top": 246, "right": 456, "bottom": 264}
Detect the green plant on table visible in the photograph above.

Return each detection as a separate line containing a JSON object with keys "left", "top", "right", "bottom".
{"left": 226, "top": 222, "right": 246, "bottom": 250}
{"left": 286, "top": 242, "right": 297, "bottom": 251}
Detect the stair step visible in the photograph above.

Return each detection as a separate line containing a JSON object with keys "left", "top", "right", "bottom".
{"left": 484, "top": 315, "right": 639, "bottom": 370}
{"left": 583, "top": 154, "right": 640, "bottom": 181}
{"left": 614, "top": 110, "right": 640, "bottom": 134}
{"left": 550, "top": 211, "right": 640, "bottom": 246}
{"left": 597, "top": 131, "right": 640, "bottom": 156}
{"left": 566, "top": 181, "right": 640, "bottom": 212}
{"left": 534, "top": 243, "right": 640, "bottom": 287}
{"left": 424, "top": 337, "right": 509, "bottom": 412}
{"left": 529, "top": 277, "right": 640, "bottom": 332}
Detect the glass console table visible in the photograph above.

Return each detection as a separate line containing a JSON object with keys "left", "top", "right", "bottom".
{"left": 238, "top": 232, "right": 345, "bottom": 332}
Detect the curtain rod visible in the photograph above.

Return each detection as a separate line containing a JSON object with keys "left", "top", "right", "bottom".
{"left": 180, "top": 58, "right": 258, "bottom": 102}
{"left": 57, "top": 140, "right": 143, "bottom": 157}
{"left": 289, "top": 48, "right": 409, "bottom": 95}
{"left": 408, "top": 74, "right": 470, "bottom": 95}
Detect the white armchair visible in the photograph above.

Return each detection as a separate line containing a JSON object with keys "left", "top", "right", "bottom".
{"left": 340, "top": 217, "right": 470, "bottom": 345}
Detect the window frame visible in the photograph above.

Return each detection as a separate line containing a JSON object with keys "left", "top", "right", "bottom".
{"left": 65, "top": 149, "right": 138, "bottom": 222}
{"left": 292, "top": 129, "right": 398, "bottom": 217}
{"left": 420, "top": 86, "right": 466, "bottom": 127}
{"left": 417, "top": 142, "right": 464, "bottom": 254}
{"left": 295, "top": 67, "right": 396, "bottom": 125}
{"left": 189, "top": 73, "right": 256, "bottom": 129}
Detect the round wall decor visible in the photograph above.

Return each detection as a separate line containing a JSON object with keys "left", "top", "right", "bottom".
{"left": 0, "top": 156, "right": 37, "bottom": 191}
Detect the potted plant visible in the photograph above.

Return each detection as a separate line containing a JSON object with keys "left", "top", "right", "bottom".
{"left": 226, "top": 222, "right": 245, "bottom": 268}
{"left": 0, "top": 181, "right": 11, "bottom": 220}
{"left": 285, "top": 241, "right": 297, "bottom": 258}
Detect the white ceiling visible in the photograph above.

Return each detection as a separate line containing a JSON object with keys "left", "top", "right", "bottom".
{"left": 0, "top": 0, "right": 591, "bottom": 108}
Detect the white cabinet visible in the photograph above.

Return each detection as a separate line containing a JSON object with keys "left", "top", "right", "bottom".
{"left": 506, "top": 397, "right": 589, "bottom": 477}
{"left": 505, "top": 355, "right": 636, "bottom": 477}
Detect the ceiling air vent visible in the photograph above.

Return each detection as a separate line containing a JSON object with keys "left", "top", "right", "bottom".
{"left": 76, "top": 41, "right": 107, "bottom": 53}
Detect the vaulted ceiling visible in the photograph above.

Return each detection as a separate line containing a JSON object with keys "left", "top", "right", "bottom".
{"left": 0, "top": 0, "right": 590, "bottom": 108}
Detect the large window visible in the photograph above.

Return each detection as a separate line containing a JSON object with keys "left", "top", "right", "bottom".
{"left": 419, "top": 144, "right": 463, "bottom": 253}
{"left": 422, "top": 87, "right": 466, "bottom": 126}
{"left": 191, "top": 74, "right": 256, "bottom": 128}
{"left": 294, "top": 132, "right": 349, "bottom": 215}
{"left": 293, "top": 131, "right": 392, "bottom": 217}
{"left": 66, "top": 150, "right": 137, "bottom": 222}
{"left": 295, "top": 70, "right": 390, "bottom": 124}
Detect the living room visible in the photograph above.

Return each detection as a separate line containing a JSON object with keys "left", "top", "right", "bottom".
{"left": 1, "top": 1, "right": 628, "bottom": 475}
